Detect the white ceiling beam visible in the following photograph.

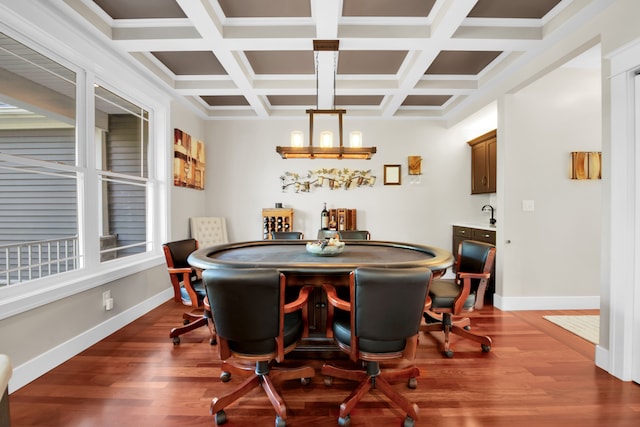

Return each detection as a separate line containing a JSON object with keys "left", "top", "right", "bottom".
{"left": 176, "top": 0, "right": 270, "bottom": 117}
{"left": 310, "top": 0, "right": 341, "bottom": 109}
{"left": 382, "top": 0, "right": 478, "bottom": 117}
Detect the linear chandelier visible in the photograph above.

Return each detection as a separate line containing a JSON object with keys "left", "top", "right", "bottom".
{"left": 276, "top": 40, "right": 377, "bottom": 160}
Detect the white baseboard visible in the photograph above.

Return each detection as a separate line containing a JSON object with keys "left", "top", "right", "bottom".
{"left": 595, "top": 344, "right": 609, "bottom": 374}
{"left": 9, "top": 288, "right": 173, "bottom": 393}
{"left": 493, "top": 294, "right": 600, "bottom": 311}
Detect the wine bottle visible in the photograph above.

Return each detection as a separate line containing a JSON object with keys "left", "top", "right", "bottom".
{"left": 321, "top": 202, "right": 329, "bottom": 230}
{"left": 329, "top": 215, "right": 337, "bottom": 230}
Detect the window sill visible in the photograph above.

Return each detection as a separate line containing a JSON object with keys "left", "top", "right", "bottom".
{"left": 0, "top": 254, "right": 165, "bottom": 321}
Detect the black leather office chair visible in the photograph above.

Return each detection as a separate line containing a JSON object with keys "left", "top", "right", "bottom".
{"left": 162, "top": 239, "right": 215, "bottom": 345}
{"left": 203, "top": 268, "right": 314, "bottom": 427}
{"left": 321, "top": 266, "right": 432, "bottom": 427}
{"left": 337, "top": 230, "right": 370, "bottom": 240}
{"left": 270, "top": 231, "right": 304, "bottom": 240}
{"left": 317, "top": 229, "right": 339, "bottom": 240}
{"left": 422, "top": 240, "right": 495, "bottom": 357}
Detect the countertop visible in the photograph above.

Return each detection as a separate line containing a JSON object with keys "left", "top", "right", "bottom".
{"left": 452, "top": 222, "right": 496, "bottom": 231}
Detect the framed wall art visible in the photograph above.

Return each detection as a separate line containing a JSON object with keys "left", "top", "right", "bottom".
{"left": 173, "top": 128, "right": 206, "bottom": 190}
{"left": 384, "top": 164, "right": 401, "bottom": 185}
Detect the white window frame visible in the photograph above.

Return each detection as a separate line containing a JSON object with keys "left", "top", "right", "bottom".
{"left": 0, "top": 12, "right": 170, "bottom": 320}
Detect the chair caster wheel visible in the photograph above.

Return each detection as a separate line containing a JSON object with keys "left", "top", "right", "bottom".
{"left": 464, "top": 325, "right": 471, "bottom": 331}
{"left": 301, "top": 377, "right": 311, "bottom": 385}
{"left": 220, "top": 371, "right": 231, "bottom": 382}
{"left": 403, "top": 416, "right": 415, "bottom": 427}
{"left": 324, "top": 376, "right": 334, "bottom": 386}
{"left": 214, "top": 410, "right": 227, "bottom": 425}
{"left": 338, "top": 415, "right": 351, "bottom": 426}
{"left": 444, "top": 349, "right": 454, "bottom": 358}
{"left": 407, "top": 377, "right": 417, "bottom": 389}
{"left": 275, "top": 415, "right": 286, "bottom": 427}
{"left": 482, "top": 344, "right": 491, "bottom": 352}
{"left": 172, "top": 336, "right": 180, "bottom": 345}
{"left": 210, "top": 337, "right": 217, "bottom": 345}
{"left": 183, "top": 319, "right": 190, "bottom": 325}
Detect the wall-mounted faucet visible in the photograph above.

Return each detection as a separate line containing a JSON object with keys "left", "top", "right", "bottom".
{"left": 482, "top": 204, "right": 496, "bottom": 225}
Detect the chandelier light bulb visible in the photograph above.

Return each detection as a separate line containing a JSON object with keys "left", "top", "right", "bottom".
{"left": 320, "top": 131, "right": 333, "bottom": 148}
{"left": 350, "top": 131, "right": 362, "bottom": 148}
{"left": 290, "top": 131, "right": 304, "bottom": 147}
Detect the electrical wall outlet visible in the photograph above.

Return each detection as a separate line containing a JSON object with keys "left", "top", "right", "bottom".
{"left": 102, "top": 290, "right": 110, "bottom": 306}
{"left": 102, "top": 290, "right": 113, "bottom": 310}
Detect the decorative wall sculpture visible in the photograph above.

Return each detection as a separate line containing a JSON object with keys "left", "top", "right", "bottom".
{"left": 280, "top": 168, "right": 376, "bottom": 192}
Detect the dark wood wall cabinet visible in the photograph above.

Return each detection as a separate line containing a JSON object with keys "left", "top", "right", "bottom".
{"left": 452, "top": 225, "right": 496, "bottom": 301}
{"left": 468, "top": 129, "right": 497, "bottom": 194}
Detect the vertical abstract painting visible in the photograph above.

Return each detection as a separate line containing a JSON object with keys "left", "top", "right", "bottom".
{"left": 174, "top": 128, "right": 206, "bottom": 189}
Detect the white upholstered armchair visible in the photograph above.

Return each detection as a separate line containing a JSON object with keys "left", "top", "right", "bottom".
{"left": 189, "top": 217, "right": 229, "bottom": 248}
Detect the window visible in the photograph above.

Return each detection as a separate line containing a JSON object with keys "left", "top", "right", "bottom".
{"left": 0, "top": 32, "right": 79, "bottom": 285}
{"left": 0, "top": 30, "right": 157, "bottom": 292}
{"left": 95, "top": 86, "right": 150, "bottom": 261}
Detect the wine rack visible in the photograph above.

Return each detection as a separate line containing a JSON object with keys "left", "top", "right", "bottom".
{"left": 262, "top": 208, "right": 294, "bottom": 239}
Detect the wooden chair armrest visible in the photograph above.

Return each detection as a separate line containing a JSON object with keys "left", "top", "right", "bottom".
{"left": 167, "top": 266, "right": 193, "bottom": 274}
{"left": 284, "top": 285, "right": 313, "bottom": 339}
{"left": 453, "top": 276, "right": 473, "bottom": 314}
{"left": 424, "top": 295, "right": 432, "bottom": 311}
{"left": 456, "top": 272, "right": 491, "bottom": 311}
{"left": 451, "top": 272, "right": 489, "bottom": 314}
{"left": 322, "top": 284, "right": 351, "bottom": 339}
{"left": 323, "top": 284, "right": 350, "bottom": 312}
{"left": 180, "top": 271, "right": 200, "bottom": 308}
{"left": 456, "top": 271, "right": 491, "bottom": 280}
{"left": 284, "top": 285, "right": 313, "bottom": 313}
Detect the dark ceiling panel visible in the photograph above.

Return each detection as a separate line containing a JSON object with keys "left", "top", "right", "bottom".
{"left": 202, "top": 96, "right": 249, "bottom": 106}
{"left": 246, "top": 51, "right": 314, "bottom": 75}
{"left": 335, "top": 95, "right": 384, "bottom": 106}
{"left": 426, "top": 51, "right": 502, "bottom": 75}
{"left": 152, "top": 51, "right": 227, "bottom": 75}
{"left": 218, "top": 0, "right": 311, "bottom": 18}
{"left": 268, "top": 95, "right": 317, "bottom": 106}
{"left": 402, "top": 95, "right": 452, "bottom": 106}
{"left": 338, "top": 51, "right": 407, "bottom": 75}
{"left": 342, "top": 0, "right": 436, "bottom": 17}
{"left": 468, "top": 0, "right": 562, "bottom": 19}
{"left": 93, "top": 0, "right": 186, "bottom": 19}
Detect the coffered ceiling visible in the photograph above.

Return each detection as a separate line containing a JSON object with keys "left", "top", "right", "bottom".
{"left": 60, "top": 0, "right": 602, "bottom": 121}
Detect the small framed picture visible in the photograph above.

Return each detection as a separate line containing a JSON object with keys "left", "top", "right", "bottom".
{"left": 384, "top": 164, "right": 401, "bottom": 185}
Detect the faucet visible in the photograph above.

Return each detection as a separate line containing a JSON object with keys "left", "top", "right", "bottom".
{"left": 482, "top": 204, "right": 496, "bottom": 225}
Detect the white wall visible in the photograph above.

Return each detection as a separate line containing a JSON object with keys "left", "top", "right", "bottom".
{"left": 203, "top": 110, "right": 496, "bottom": 250}
{"left": 497, "top": 65, "right": 602, "bottom": 309}
{"left": 201, "top": 76, "right": 601, "bottom": 310}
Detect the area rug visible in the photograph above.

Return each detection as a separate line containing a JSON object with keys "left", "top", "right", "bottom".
{"left": 543, "top": 315, "right": 599, "bottom": 344}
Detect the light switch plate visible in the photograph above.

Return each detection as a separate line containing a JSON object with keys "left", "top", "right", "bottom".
{"left": 522, "top": 200, "right": 535, "bottom": 212}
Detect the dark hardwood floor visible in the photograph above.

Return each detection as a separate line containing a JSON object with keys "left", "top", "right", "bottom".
{"left": 9, "top": 301, "right": 640, "bottom": 426}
